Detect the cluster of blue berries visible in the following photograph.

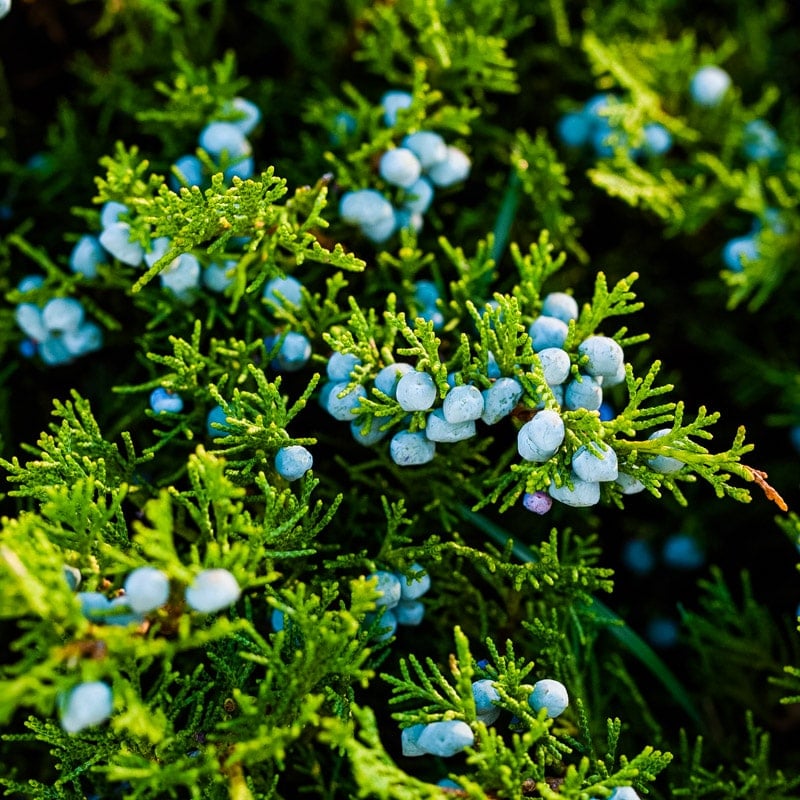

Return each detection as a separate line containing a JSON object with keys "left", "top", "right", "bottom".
{"left": 169, "top": 96, "right": 261, "bottom": 190}
{"left": 338, "top": 91, "right": 471, "bottom": 243}
{"left": 366, "top": 564, "right": 432, "bottom": 639}
{"left": 556, "top": 94, "right": 672, "bottom": 159}
{"left": 401, "top": 677, "right": 568, "bottom": 758}
{"left": 60, "top": 565, "right": 240, "bottom": 732}
{"left": 13, "top": 275, "right": 103, "bottom": 365}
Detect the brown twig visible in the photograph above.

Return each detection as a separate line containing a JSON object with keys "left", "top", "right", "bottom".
{"left": 743, "top": 465, "right": 788, "bottom": 512}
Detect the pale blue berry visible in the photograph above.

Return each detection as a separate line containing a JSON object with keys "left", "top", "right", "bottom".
{"left": 690, "top": 65, "right": 731, "bottom": 107}
{"left": 395, "top": 599, "right": 425, "bottom": 626}
{"left": 381, "top": 90, "right": 413, "bottom": 126}
{"left": 743, "top": 119, "right": 781, "bottom": 161}
{"left": 615, "top": 472, "right": 646, "bottom": 494}
{"left": 571, "top": 441, "right": 619, "bottom": 482}
{"left": 160, "top": 253, "right": 201, "bottom": 299}
{"left": 401, "top": 723, "right": 428, "bottom": 757}
{"left": 361, "top": 212, "right": 397, "bottom": 243}
{"left": 564, "top": 375, "right": 603, "bottom": 411}
{"left": 274, "top": 332, "right": 312, "bottom": 371}
{"left": 548, "top": 475, "right": 600, "bottom": 507}
{"left": 722, "top": 235, "right": 759, "bottom": 272}
{"left": 529, "top": 315, "right": 569, "bottom": 351}
{"left": 643, "top": 123, "right": 672, "bottom": 156}
{"left": 124, "top": 567, "right": 170, "bottom": 613}
{"left": 206, "top": 405, "right": 230, "bottom": 437}
{"left": 198, "top": 122, "right": 252, "bottom": 159}
{"left": 608, "top": 787, "right": 641, "bottom": 800}
{"left": 396, "top": 371, "right": 437, "bottom": 411}
{"left": 413, "top": 280, "right": 440, "bottom": 307}
{"left": 69, "top": 235, "right": 105, "bottom": 278}
{"left": 170, "top": 154, "right": 204, "bottom": 189}
{"left": 219, "top": 96, "right": 262, "bottom": 136}
{"left": 107, "top": 596, "right": 145, "bottom": 626}
{"left": 578, "top": 336, "right": 624, "bottom": 379}
{"left": 275, "top": 445, "right": 313, "bottom": 481}
{"left": 472, "top": 679, "right": 501, "bottom": 724}
{"left": 417, "top": 720, "right": 474, "bottom": 757}
{"left": 14, "top": 304, "right": 47, "bottom": 341}
{"left": 529, "top": 679, "right": 568, "bottom": 717}
{"left": 426, "top": 146, "right": 471, "bottom": 188}
{"left": 60, "top": 682, "right": 113, "bottom": 733}
{"left": 397, "top": 563, "right": 431, "bottom": 600}
{"left": 42, "top": 297, "right": 84, "bottom": 332}
{"left": 351, "top": 415, "right": 389, "bottom": 446}
{"left": 402, "top": 177, "right": 435, "bottom": 214}
{"left": 339, "top": 189, "right": 395, "bottom": 228}
{"left": 99, "top": 222, "right": 144, "bottom": 267}
{"left": 369, "top": 607, "right": 398, "bottom": 641}
{"left": 374, "top": 361, "right": 414, "bottom": 400}
{"left": 442, "top": 384, "right": 484, "bottom": 423}
{"left": 379, "top": 148, "right": 422, "bottom": 188}
{"left": 63, "top": 565, "right": 81, "bottom": 591}
{"left": 144, "top": 236, "right": 171, "bottom": 268}
{"left": 646, "top": 428, "right": 684, "bottom": 473}
{"left": 541, "top": 292, "right": 579, "bottom": 323}
{"left": 100, "top": 201, "right": 128, "bottom": 228}
{"left": 390, "top": 429, "right": 436, "bottom": 466}
{"left": 394, "top": 208, "right": 424, "bottom": 234}
{"left": 224, "top": 156, "right": 255, "bottom": 182}
{"left": 185, "top": 568, "right": 241, "bottom": 612}
{"left": 63, "top": 321, "right": 102, "bottom": 358}
{"left": 150, "top": 387, "right": 183, "bottom": 414}
{"left": 204, "top": 260, "right": 236, "bottom": 292}
{"left": 263, "top": 275, "right": 303, "bottom": 308}
{"left": 517, "top": 410, "right": 565, "bottom": 462}
{"left": 0, "top": 0, "right": 11, "bottom": 19}
{"left": 78, "top": 592, "right": 111, "bottom": 622}
{"left": 327, "top": 351, "right": 362, "bottom": 381}
{"left": 425, "top": 409, "right": 476, "bottom": 442}
{"left": 325, "top": 381, "right": 367, "bottom": 420}
{"left": 402, "top": 131, "right": 448, "bottom": 169}
{"left": 481, "top": 377, "right": 523, "bottom": 425}
{"left": 538, "top": 347, "right": 571, "bottom": 386}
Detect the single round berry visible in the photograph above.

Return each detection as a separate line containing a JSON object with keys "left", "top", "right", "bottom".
{"left": 690, "top": 65, "right": 731, "bottom": 107}
{"left": 517, "top": 410, "right": 565, "bottom": 462}
{"left": 206, "top": 405, "right": 230, "bottom": 437}
{"left": 381, "top": 90, "right": 413, "bottom": 126}
{"left": 170, "top": 154, "right": 204, "bottom": 189}
{"left": 185, "top": 568, "right": 241, "bottom": 613}
{"left": 389, "top": 429, "right": 436, "bottom": 466}
{"left": 541, "top": 292, "right": 579, "bottom": 323}
{"left": 529, "top": 679, "right": 569, "bottom": 718}
{"left": 646, "top": 617, "right": 680, "bottom": 648}
{"left": 361, "top": 212, "right": 397, "bottom": 243}
{"left": 578, "top": 336, "right": 624, "bottom": 380}
{"left": 621, "top": 539, "right": 656, "bottom": 575}
{"left": 63, "top": 565, "right": 82, "bottom": 591}
{"left": 556, "top": 112, "right": 592, "bottom": 148}
{"left": 160, "top": 253, "right": 201, "bottom": 299}
{"left": 350, "top": 415, "right": 389, "bottom": 446}
{"left": 339, "top": 189, "right": 395, "bottom": 228}
{"left": 564, "top": 375, "right": 603, "bottom": 411}
{"left": 537, "top": 347, "right": 571, "bottom": 386}
{"left": 442, "top": 384, "right": 484, "bottom": 423}
{"left": 219, "top": 96, "right": 262, "bottom": 136}
{"left": 425, "top": 146, "right": 471, "bottom": 187}
{"left": 548, "top": 475, "right": 600, "bottom": 507}
{"left": 401, "top": 131, "right": 448, "bottom": 170}
{"left": 481, "top": 377, "right": 524, "bottom": 425}
{"left": 722, "top": 235, "right": 759, "bottom": 272}
{"left": 275, "top": 445, "right": 313, "bottom": 481}
{"left": 144, "top": 236, "right": 171, "bottom": 268}
{"left": 522, "top": 491, "right": 553, "bottom": 515}
{"left": 198, "top": 122, "right": 252, "bottom": 159}
{"left": 646, "top": 428, "right": 684, "bottom": 474}
{"left": 529, "top": 315, "right": 569, "bottom": 351}
{"left": 395, "top": 599, "right": 425, "bottom": 626}
{"left": 263, "top": 275, "right": 303, "bottom": 309}
{"left": 608, "top": 788, "right": 641, "bottom": 800}
{"left": 60, "top": 682, "right": 113, "bottom": 733}
{"left": 615, "top": 472, "right": 646, "bottom": 494}
{"left": 327, "top": 351, "right": 362, "bottom": 381}
{"left": 642, "top": 123, "right": 673, "bottom": 157}
{"left": 98, "top": 222, "right": 144, "bottom": 267}
{"left": 662, "top": 533, "right": 704, "bottom": 570}
{"left": 367, "top": 570, "right": 402, "bottom": 608}
{"left": 324, "top": 381, "right": 367, "bottom": 421}
{"left": 100, "top": 201, "right": 128, "bottom": 228}
{"left": 69, "top": 235, "right": 105, "bottom": 278}
{"left": 124, "top": 566, "right": 170, "bottom": 613}
{"left": 425, "top": 409, "right": 476, "bottom": 443}
{"left": 742, "top": 119, "right": 781, "bottom": 161}
{"left": 379, "top": 148, "right": 422, "bottom": 189}
{"left": 472, "top": 679, "right": 501, "bottom": 717}
{"left": 396, "top": 371, "right": 437, "bottom": 411}
{"left": 368, "top": 607, "right": 398, "bottom": 641}
{"left": 397, "top": 563, "right": 431, "bottom": 600}
{"left": 571, "top": 441, "right": 619, "bottom": 482}
{"left": 416, "top": 720, "right": 475, "bottom": 757}
{"left": 273, "top": 332, "right": 312, "bottom": 372}
{"left": 402, "top": 177, "right": 435, "bottom": 214}
{"left": 204, "top": 260, "right": 236, "bottom": 292}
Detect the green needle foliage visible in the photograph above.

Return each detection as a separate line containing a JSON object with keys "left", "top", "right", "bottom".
{"left": 1, "top": 0, "right": 799, "bottom": 798}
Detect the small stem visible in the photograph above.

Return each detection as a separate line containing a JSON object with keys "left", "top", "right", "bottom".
{"left": 490, "top": 170, "right": 522, "bottom": 267}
